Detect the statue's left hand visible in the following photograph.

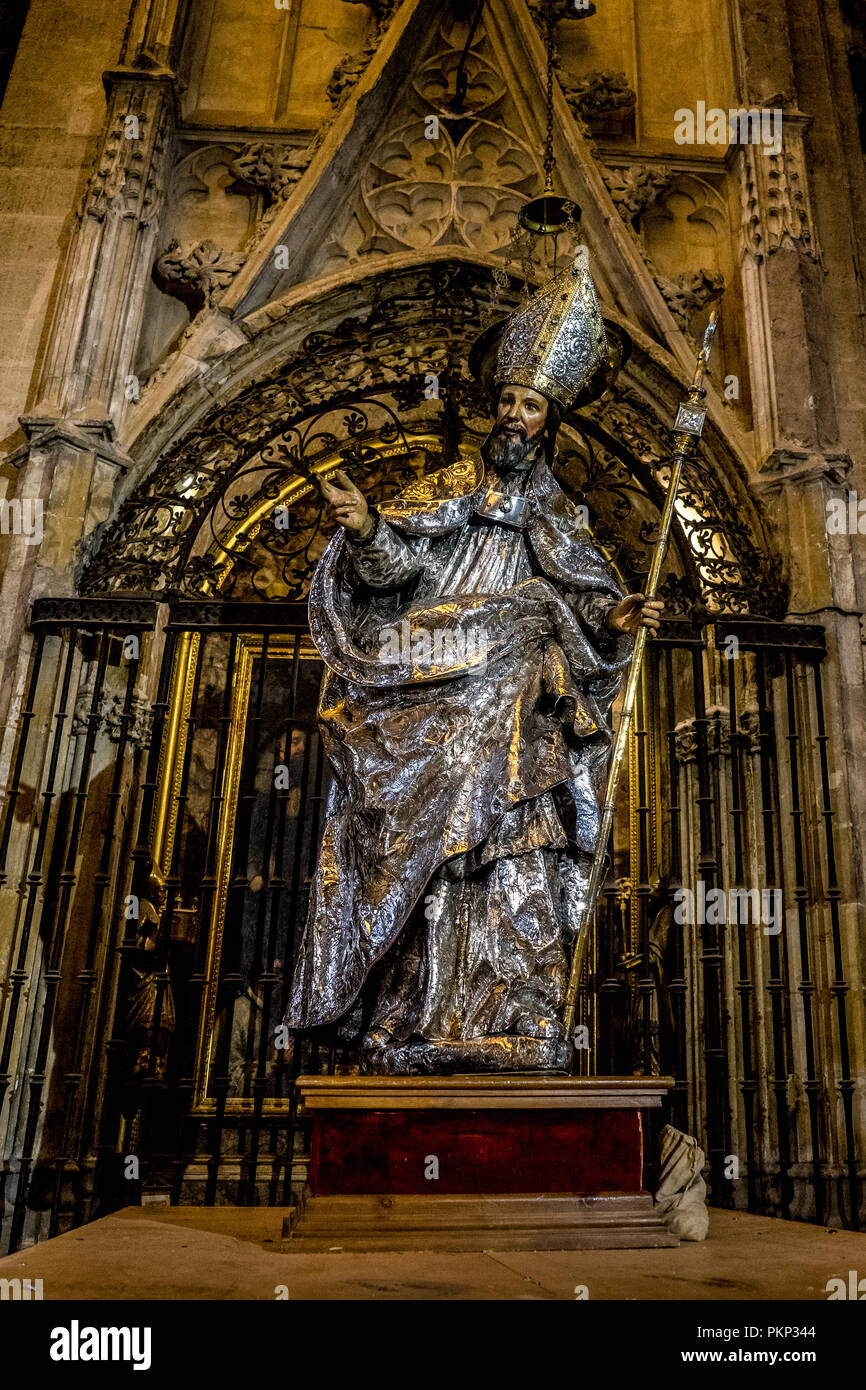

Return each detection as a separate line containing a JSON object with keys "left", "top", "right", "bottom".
{"left": 606, "top": 593, "right": 664, "bottom": 636}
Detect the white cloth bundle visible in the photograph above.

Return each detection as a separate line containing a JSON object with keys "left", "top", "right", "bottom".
{"left": 654, "top": 1124, "right": 710, "bottom": 1241}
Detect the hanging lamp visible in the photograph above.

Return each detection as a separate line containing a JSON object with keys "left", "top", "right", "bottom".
{"left": 518, "top": 0, "right": 579, "bottom": 241}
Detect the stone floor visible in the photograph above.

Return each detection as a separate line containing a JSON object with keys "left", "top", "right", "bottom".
{"left": 0, "top": 1206, "right": 863, "bottom": 1299}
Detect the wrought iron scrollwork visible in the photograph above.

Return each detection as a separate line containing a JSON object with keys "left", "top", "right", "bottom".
{"left": 198, "top": 399, "right": 441, "bottom": 601}
{"left": 80, "top": 260, "right": 783, "bottom": 617}
{"left": 82, "top": 263, "right": 494, "bottom": 598}
{"left": 581, "top": 387, "right": 785, "bottom": 617}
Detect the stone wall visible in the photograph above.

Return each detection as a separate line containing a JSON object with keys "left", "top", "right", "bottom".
{"left": 0, "top": 0, "right": 864, "bottom": 1243}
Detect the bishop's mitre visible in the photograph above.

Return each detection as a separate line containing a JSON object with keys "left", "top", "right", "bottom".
{"left": 494, "top": 246, "right": 610, "bottom": 411}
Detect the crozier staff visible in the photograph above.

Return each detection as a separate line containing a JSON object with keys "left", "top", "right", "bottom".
{"left": 286, "top": 247, "right": 662, "bottom": 1073}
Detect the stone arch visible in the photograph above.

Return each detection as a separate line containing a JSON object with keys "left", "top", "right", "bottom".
{"left": 83, "top": 254, "right": 783, "bottom": 616}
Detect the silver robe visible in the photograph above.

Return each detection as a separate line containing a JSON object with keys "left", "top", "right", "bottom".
{"left": 286, "top": 453, "right": 633, "bottom": 1038}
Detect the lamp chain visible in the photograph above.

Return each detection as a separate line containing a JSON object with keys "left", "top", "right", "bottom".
{"left": 544, "top": 0, "right": 555, "bottom": 192}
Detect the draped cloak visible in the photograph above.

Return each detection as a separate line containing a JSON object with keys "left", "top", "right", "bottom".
{"left": 285, "top": 453, "right": 633, "bottom": 1029}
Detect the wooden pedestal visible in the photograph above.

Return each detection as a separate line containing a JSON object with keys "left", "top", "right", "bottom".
{"left": 283, "top": 1075, "right": 678, "bottom": 1252}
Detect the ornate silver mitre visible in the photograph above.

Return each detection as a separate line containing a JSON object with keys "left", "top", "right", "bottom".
{"left": 494, "top": 246, "right": 608, "bottom": 410}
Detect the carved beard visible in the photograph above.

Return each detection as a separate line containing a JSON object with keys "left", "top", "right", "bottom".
{"left": 484, "top": 422, "right": 543, "bottom": 474}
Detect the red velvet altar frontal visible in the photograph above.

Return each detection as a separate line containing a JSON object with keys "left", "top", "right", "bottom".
{"left": 308, "top": 1107, "right": 644, "bottom": 1196}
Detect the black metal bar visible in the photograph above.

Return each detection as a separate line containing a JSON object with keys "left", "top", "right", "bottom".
{"left": 266, "top": 633, "right": 305, "bottom": 1107}
{"left": 137, "top": 624, "right": 205, "bottom": 1183}
{"left": 691, "top": 642, "right": 729, "bottom": 1204}
{"left": 664, "top": 644, "right": 688, "bottom": 1133}
{"left": 164, "top": 600, "right": 308, "bottom": 633}
{"left": 631, "top": 667, "right": 649, "bottom": 1075}
{"left": 50, "top": 645, "right": 145, "bottom": 1238}
{"left": 76, "top": 667, "right": 150, "bottom": 1225}
{"left": 712, "top": 617, "right": 826, "bottom": 657}
{"left": 238, "top": 638, "right": 297, "bottom": 1204}
{"left": 596, "top": 872, "right": 619, "bottom": 1077}
{"left": 0, "top": 636, "right": 77, "bottom": 1126}
{"left": 811, "top": 661, "right": 858, "bottom": 1228}
{"left": 727, "top": 648, "right": 757, "bottom": 1213}
{"left": 29, "top": 599, "right": 159, "bottom": 631}
{"left": 755, "top": 651, "right": 793, "bottom": 1218}
{"left": 205, "top": 629, "right": 271, "bottom": 1204}
{"left": 172, "top": 629, "right": 240, "bottom": 1204}
{"left": 783, "top": 652, "right": 823, "bottom": 1224}
{"left": 93, "top": 623, "right": 180, "bottom": 1218}
{"left": 8, "top": 629, "right": 113, "bottom": 1250}
{"left": 0, "top": 630, "right": 45, "bottom": 882}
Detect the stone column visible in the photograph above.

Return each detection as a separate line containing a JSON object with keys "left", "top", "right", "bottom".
{"left": 0, "top": 66, "right": 176, "bottom": 768}
{"left": 29, "top": 70, "right": 176, "bottom": 425}
{"left": 731, "top": 3, "right": 866, "bottom": 1227}
{"left": 732, "top": 0, "right": 834, "bottom": 463}
{"left": 0, "top": 0, "right": 189, "bottom": 1250}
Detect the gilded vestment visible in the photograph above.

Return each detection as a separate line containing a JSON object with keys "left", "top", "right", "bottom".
{"left": 286, "top": 454, "right": 632, "bottom": 1046}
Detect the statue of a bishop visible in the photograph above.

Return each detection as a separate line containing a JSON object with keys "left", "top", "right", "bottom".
{"left": 285, "top": 250, "right": 662, "bottom": 1072}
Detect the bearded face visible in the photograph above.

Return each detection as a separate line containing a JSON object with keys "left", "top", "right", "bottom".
{"left": 485, "top": 421, "right": 539, "bottom": 472}
{"left": 484, "top": 384, "right": 551, "bottom": 473}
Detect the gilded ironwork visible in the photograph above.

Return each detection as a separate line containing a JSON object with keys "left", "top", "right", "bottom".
{"left": 189, "top": 634, "right": 321, "bottom": 1112}
{"left": 79, "top": 261, "right": 783, "bottom": 620}
{"left": 150, "top": 631, "right": 200, "bottom": 881}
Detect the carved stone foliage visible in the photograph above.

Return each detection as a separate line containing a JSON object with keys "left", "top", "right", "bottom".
{"left": 144, "top": 144, "right": 256, "bottom": 335}
{"left": 225, "top": 138, "right": 320, "bottom": 256}
{"left": 72, "top": 682, "right": 154, "bottom": 748}
{"left": 739, "top": 111, "right": 819, "bottom": 262}
{"left": 327, "top": 50, "right": 373, "bottom": 108}
{"left": 229, "top": 142, "right": 312, "bottom": 203}
{"left": 654, "top": 269, "right": 725, "bottom": 333}
{"left": 153, "top": 239, "right": 245, "bottom": 310}
{"left": 153, "top": 138, "right": 312, "bottom": 317}
{"left": 674, "top": 708, "right": 763, "bottom": 764}
{"left": 559, "top": 71, "right": 636, "bottom": 138}
{"left": 81, "top": 78, "right": 173, "bottom": 228}
{"left": 675, "top": 711, "right": 725, "bottom": 764}
{"left": 81, "top": 260, "right": 781, "bottom": 620}
{"left": 171, "top": 136, "right": 314, "bottom": 248}
{"left": 600, "top": 163, "right": 675, "bottom": 221}
{"left": 327, "top": 0, "right": 399, "bottom": 110}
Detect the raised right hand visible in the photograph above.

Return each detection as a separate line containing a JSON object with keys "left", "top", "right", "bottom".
{"left": 319, "top": 468, "right": 373, "bottom": 538}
